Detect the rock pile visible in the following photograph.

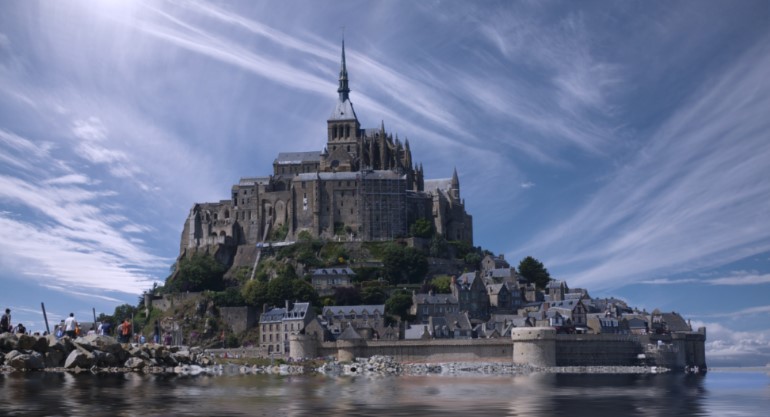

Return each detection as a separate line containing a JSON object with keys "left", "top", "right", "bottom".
{"left": 0, "top": 333, "right": 208, "bottom": 373}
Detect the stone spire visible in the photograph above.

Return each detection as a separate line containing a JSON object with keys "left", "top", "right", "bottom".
{"left": 338, "top": 38, "right": 350, "bottom": 102}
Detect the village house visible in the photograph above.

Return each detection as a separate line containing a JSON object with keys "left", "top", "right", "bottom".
{"left": 452, "top": 272, "right": 491, "bottom": 322}
{"left": 410, "top": 291, "right": 459, "bottom": 324}
{"left": 259, "top": 301, "right": 313, "bottom": 355}
{"left": 310, "top": 266, "right": 355, "bottom": 295}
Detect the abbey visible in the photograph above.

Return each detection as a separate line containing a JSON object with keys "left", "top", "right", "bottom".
{"left": 180, "top": 42, "right": 472, "bottom": 252}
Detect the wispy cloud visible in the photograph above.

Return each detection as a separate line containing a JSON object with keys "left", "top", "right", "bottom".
{"left": 640, "top": 272, "right": 770, "bottom": 286}
{"left": 514, "top": 37, "right": 770, "bottom": 291}
{"left": 691, "top": 320, "right": 770, "bottom": 366}
{"left": 520, "top": 181, "right": 535, "bottom": 189}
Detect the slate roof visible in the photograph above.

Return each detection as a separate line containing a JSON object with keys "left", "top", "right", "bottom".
{"left": 330, "top": 98, "right": 358, "bottom": 121}
{"left": 274, "top": 151, "right": 322, "bottom": 165}
{"left": 239, "top": 177, "right": 271, "bottom": 186}
{"left": 286, "top": 302, "right": 310, "bottom": 320}
{"left": 312, "top": 267, "right": 355, "bottom": 276}
{"left": 260, "top": 308, "right": 286, "bottom": 323}
{"left": 337, "top": 325, "right": 364, "bottom": 340}
{"left": 323, "top": 305, "right": 386, "bottom": 316}
{"left": 413, "top": 293, "right": 458, "bottom": 305}
{"left": 424, "top": 179, "right": 452, "bottom": 193}
{"left": 661, "top": 312, "right": 691, "bottom": 332}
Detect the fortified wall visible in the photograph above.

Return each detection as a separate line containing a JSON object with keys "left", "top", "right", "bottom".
{"left": 291, "top": 327, "right": 707, "bottom": 370}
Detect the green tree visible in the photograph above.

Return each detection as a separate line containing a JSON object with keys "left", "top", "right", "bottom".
{"left": 241, "top": 280, "right": 269, "bottom": 308}
{"left": 361, "top": 286, "right": 388, "bottom": 304}
{"left": 112, "top": 304, "right": 138, "bottom": 322}
{"left": 167, "top": 254, "right": 226, "bottom": 292}
{"left": 430, "top": 275, "right": 453, "bottom": 294}
{"left": 409, "top": 218, "right": 434, "bottom": 238}
{"left": 518, "top": 256, "right": 552, "bottom": 289}
{"left": 385, "top": 290, "right": 413, "bottom": 321}
{"left": 429, "top": 234, "right": 449, "bottom": 258}
{"left": 382, "top": 243, "right": 428, "bottom": 284}
{"left": 333, "top": 287, "right": 362, "bottom": 306}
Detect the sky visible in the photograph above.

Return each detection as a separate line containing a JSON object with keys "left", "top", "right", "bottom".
{"left": 0, "top": 0, "right": 768, "bottom": 367}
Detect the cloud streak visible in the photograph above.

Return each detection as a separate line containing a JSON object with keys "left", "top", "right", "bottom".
{"left": 514, "top": 37, "right": 770, "bottom": 291}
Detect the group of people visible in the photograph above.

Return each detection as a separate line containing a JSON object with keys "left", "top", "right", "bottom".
{"left": 3, "top": 308, "right": 167, "bottom": 346}
{"left": 1, "top": 308, "right": 26, "bottom": 334}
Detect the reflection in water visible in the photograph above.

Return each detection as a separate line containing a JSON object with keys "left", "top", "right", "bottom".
{"left": 0, "top": 370, "right": 767, "bottom": 416}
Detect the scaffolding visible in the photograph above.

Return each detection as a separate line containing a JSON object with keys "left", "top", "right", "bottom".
{"left": 358, "top": 170, "right": 407, "bottom": 241}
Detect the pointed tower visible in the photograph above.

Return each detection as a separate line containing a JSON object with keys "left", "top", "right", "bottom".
{"left": 324, "top": 38, "right": 361, "bottom": 171}
{"left": 450, "top": 167, "right": 460, "bottom": 200}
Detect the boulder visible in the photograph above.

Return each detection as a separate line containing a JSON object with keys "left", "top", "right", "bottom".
{"left": 5, "top": 350, "right": 45, "bottom": 370}
{"left": 77, "top": 335, "right": 123, "bottom": 354}
{"left": 45, "top": 350, "right": 65, "bottom": 368}
{"left": 64, "top": 348, "right": 95, "bottom": 369}
{"left": 17, "top": 334, "right": 44, "bottom": 351}
{"left": 0, "top": 333, "right": 19, "bottom": 352}
{"left": 124, "top": 357, "right": 147, "bottom": 370}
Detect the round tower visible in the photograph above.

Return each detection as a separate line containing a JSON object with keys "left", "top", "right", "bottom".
{"left": 511, "top": 327, "right": 557, "bottom": 367}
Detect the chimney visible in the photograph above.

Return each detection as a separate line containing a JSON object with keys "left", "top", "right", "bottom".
{"left": 285, "top": 300, "right": 289, "bottom": 311}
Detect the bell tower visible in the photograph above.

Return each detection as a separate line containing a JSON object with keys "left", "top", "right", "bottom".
{"left": 324, "top": 38, "right": 361, "bottom": 171}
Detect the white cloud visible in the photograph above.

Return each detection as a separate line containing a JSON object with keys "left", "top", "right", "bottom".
{"left": 72, "top": 117, "right": 107, "bottom": 141}
{"left": 691, "top": 320, "right": 770, "bottom": 367}
{"left": 515, "top": 37, "right": 770, "bottom": 291}
{"left": 520, "top": 181, "right": 535, "bottom": 189}
{"left": 43, "top": 174, "right": 94, "bottom": 185}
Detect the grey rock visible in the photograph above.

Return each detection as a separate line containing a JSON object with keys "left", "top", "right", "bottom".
{"left": 124, "top": 357, "right": 147, "bottom": 369}
{"left": 64, "top": 349, "right": 95, "bottom": 369}
{"left": 45, "top": 350, "right": 65, "bottom": 368}
{"left": 5, "top": 350, "right": 45, "bottom": 370}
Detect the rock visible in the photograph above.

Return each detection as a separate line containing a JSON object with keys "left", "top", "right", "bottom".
{"left": 124, "top": 357, "right": 147, "bottom": 370}
{"left": 64, "top": 349, "right": 95, "bottom": 369}
{"left": 172, "top": 350, "right": 191, "bottom": 364}
{"left": 45, "top": 350, "right": 65, "bottom": 368}
{"left": 5, "top": 350, "right": 45, "bottom": 370}
{"left": 0, "top": 333, "right": 18, "bottom": 352}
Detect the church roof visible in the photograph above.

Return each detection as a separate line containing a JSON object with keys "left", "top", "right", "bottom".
{"left": 330, "top": 98, "right": 358, "bottom": 121}
{"left": 274, "top": 151, "right": 321, "bottom": 165}
{"left": 239, "top": 176, "right": 271, "bottom": 186}
{"left": 424, "top": 178, "right": 452, "bottom": 193}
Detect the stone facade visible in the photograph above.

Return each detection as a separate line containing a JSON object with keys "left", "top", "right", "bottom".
{"left": 178, "top": 41, "right": 473, "bottom": 260}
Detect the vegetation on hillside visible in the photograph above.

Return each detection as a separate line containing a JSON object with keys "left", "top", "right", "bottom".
{"left": 518, "top": 256, "right": 552, "bottom": 289}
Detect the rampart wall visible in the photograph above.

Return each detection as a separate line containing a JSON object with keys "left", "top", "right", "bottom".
{"left": 292, "top": 327, "right": 707, "bottom": 370}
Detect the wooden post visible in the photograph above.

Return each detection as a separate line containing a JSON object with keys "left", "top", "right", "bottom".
{"left": 41, "top": 302, "right": 50, "bottom": 335}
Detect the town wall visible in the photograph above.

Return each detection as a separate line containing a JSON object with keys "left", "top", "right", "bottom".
{"left": 292, "top": 327, "right": 707, "bottom": 370}
{"left": 219, "top": 306, "right": 259, "bottom": 334}
{"left": 148, "top": 292, "right": 204, "bottom": 312}
{"left": 554, "top": 334, "right": 643, "bottom": 366}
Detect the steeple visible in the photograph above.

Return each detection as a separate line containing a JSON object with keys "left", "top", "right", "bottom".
{"left": 338, "top": 38, "right": 350, "bottom": 102}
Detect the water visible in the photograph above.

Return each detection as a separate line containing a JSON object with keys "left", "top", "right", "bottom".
{"left": 0, "top": 369, "right": 767, "bottom": 416}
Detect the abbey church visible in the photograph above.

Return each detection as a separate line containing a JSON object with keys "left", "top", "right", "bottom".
{"left": 180, "top": 42, "right": 473, "bottom": 254}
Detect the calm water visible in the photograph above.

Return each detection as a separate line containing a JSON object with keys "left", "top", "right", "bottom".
{"left": 0, "top": 369, "right": 768, "bottom": 416}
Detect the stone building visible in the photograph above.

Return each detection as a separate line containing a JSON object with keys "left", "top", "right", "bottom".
{"left": 259, "top": 301, "right": 312, "bottom": 355}
{"left": 178, "top": 41, "right": 473, "bottom": 259}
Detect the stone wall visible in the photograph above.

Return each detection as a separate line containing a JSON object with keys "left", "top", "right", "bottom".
{"left": 291, "top": 336, "right": 512, "bottom": 363}
{"left": 554, "top": 334, "right": 643, "bottom": 366}
{"left": 293, "top": 327, "right": 707, "bottom": 370}
{"left": 219, "top": 306, "right": 259, "bottom": 334}
{"left": 149, "top": 292, "right": 204, "bottom": 312}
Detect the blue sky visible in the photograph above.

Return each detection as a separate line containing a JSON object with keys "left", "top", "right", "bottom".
{"left": 1, "top": 0, "right": 768, "bottom": 366}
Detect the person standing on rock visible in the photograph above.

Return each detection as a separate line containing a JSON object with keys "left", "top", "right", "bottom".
{"left": 153, "top": 320, "right": 160, "bottom": 344}
{"left": 121, "top": 318, "right": 132, "bottom": 343}
{"left": 0, "top": 308, "right": 10, "bottom": 333}
{"left": 63, "top": 313, "right": 78, "bottom": 338}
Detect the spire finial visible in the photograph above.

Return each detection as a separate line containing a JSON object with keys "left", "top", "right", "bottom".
{"left": 337, "top": 35, "right": 350, "bottom": 102}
